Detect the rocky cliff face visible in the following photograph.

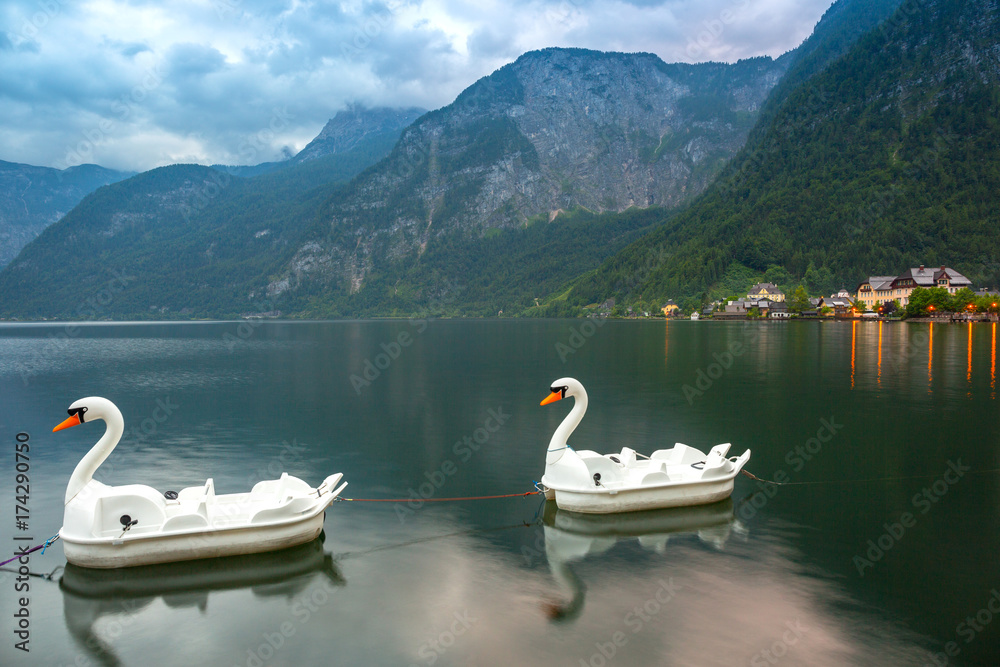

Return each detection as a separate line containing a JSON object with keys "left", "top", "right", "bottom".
{"left": 0, "top": 161, "right": 133, "bottom": 266}
{"left": 270, "top": 48, "right": 789, "bottom": 299}
{"left": 291, "top": 105, "right": 427, "bottom": 164}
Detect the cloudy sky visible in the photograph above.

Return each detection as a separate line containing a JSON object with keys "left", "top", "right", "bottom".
{"left": 0, "top": 0, "right": 833, "bottom": 172}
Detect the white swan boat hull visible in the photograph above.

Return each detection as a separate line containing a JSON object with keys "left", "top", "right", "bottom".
{"left": 63, "top": 505, "right": 329, "bottom": 569}
{"left": 61, "top": 472, "right": 347, "bottom": 569}
{"left": 543, "top": 471, "right": 741, "bottom": 514}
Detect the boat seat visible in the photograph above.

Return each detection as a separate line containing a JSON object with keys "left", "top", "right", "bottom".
{"left": 161, "top": 512, "right": 209, "bottom": 532}
{"left": 250, "top": 473, "right": 312, "bottom": 502}
{"left": 640, "top": 471, "right": 672, "bottom": 486}
{"left": 583, "top": 456, "right": 623, "bottom": 486}
{"left": 177, "top": 478, "right": 215, "bottom": 503}
{"left": 651, "top": 443, "right": 701, "bottom": 466}
{"left": 613, "top": 447, "right": 637, "bottom": 468}
{"left": 175, "top": 478, "right": 214, "bottom": 523}
{"left": 92, "top": 485, "right": 167, "bottom": 536}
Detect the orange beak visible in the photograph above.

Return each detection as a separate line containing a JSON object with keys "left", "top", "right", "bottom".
{"left": 540, "top": 391, "right": 563, "bottom": 406}
{"left": 53, "top": 413, "right": 81, "bottom": 432}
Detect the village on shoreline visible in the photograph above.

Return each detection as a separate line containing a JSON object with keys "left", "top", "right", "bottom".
{"left": 601, "top": 265, "right": 1000, "bottom": 323}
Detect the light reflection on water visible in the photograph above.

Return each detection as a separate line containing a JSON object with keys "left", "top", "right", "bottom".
{"left": 0, "top": 320, "right": 998, "bottom": 665}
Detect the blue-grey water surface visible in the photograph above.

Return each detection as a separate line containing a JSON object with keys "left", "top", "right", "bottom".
{"left": 0, "top": 319, "right": 998, "bottom": 666}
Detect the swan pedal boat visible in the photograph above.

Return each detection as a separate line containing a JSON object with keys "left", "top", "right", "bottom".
{"left": 53, "top": 397, "right": 347, "bottom": 569}
{"left": 540, "top": 378, "right": 750, "bottom": 514}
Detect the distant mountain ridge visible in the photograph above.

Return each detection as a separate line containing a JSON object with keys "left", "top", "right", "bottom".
{"left": 0, "top": 161, "right": 134, "bottom": 266}
{"left": 0, "top": 105, "right": 424, "bottom": 318}
{"left": 266, "top": 48, "right": 791, "bottom": 307}
{"left": 565, "top": 0, "right": 1000, "bottom": 310}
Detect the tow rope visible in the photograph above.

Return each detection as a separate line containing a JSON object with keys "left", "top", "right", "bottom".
{"left": 742, "top": 467, "right": 1000, "bottom": 486}
{"left": 0, "top": 533, "right": 60, "bottom": 568}
{"left": 337, "top": 489, "right": 541, "bottom": 503}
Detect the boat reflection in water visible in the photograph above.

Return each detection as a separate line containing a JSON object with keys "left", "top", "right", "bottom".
{"left": 541, "top": 498, "right": 745, "bottom": 622}
{"left": 59, "top": 536, "right": 344, "bottom": 665}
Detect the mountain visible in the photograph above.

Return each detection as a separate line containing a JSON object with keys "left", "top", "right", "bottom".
{"left": 0, "top": 106, "right": 423, "bottom": 319}
{"left": 0, "top": 161, "right": 134, "bottom": 267}
{"left": 564, "top": 0, "right": 1000, "bottom": 311}
{"left": 290, "top": 105, "right": 426, "bottom": 164}
{"left": 265, "top": 48, "right": 791, "bottom": 312}
{"left": 2, "top": 0, "right": 960, "bottom": 320}
{"left": 210, "top": 105, "right": 426, "bottom": 178}
{"left": 0, "top": 50, "right": 791, "bottom": 319}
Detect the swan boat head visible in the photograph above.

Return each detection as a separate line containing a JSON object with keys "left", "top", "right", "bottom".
{"left": 539, "top": 378, "right": 591, "bottom": 491}
{"left": 54, "top": 397, "right": 125, "bottom": 505}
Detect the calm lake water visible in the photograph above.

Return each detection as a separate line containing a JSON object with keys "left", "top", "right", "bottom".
{"left": 1, "top": 319, "right": 998, "bottom": 666}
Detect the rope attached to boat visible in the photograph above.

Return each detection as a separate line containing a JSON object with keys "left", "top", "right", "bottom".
{"left": 742, "top": 467, "right": 1000, "bottom": 486}
{"left": 336, "top": 488, "right": 541, "bottom": 503}
{"left": 0, "top": 533, "right": 60, "bottom": 568}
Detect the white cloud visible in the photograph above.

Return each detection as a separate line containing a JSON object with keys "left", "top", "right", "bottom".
{"left": 0, "top": 0, "right": 832, "bottom": 171}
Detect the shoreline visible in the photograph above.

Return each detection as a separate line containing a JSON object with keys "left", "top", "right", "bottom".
{"left": 1, "top": 314, "right": 997, "bottom": 326}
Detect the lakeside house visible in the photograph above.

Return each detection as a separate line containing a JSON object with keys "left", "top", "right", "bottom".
{"left": 820, "top": 290, "right": 855, "bottom": 316}
{"left": 856, "top": 265, "right": 972, "bottom": 309}
{"left": 661, "top": 300, "right": 679, "bottom": 316}
{"left": 769, "top": 301, "right": 790, "bottom": 318}
{"left": 748, "top": 282, "right": 785, "bottom": 302}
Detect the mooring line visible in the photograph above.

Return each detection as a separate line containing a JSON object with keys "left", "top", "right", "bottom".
{"left": 332, "top": 520, "right": 537, "bottom": 562}
{"left": 336, "top": 489, "right": 541, "bottom": 503}
{"left": 742, "top": 467, "right": 1000, "bottom": 487}
{"left": 0, "top": 565, "right": 63, "bottom": 581}
{"left": 0, "top": 533, "right": 60, "bottom": 569}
